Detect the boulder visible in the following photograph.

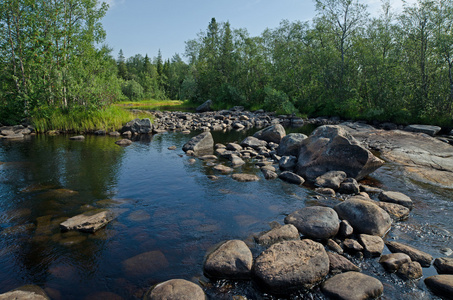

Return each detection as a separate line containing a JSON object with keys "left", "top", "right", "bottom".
{"left": 378, "top": 191, "right": 413, "bottom": 210}
{"left": 425, "top": 275, "right": 453, "bottom": 299}
{"left": 230, "top": 155, "right": 245, "bottom": 167}
{"left": 60, "top": 210, "right": 119, "bottom": 233}
{"left": 375, "top": 201, "right": 410, "bottom": 220}
{"left": 213, "top": 164, "right": 233, "bottom": 174}
{"left": 339, "top": 178, "right": 360, "bottom": 194}
{"left": 232, "top": 174, "right": 259, "bottom": 182}
{"left": 279, "top": 156, "right": 297, "bottom": 171}
{"left": 182, "top": 132, "right": 214, "bottom": 155}
{"left": 144, "top": 279, "right": 206, "bottom": 300}
{"left": 284, "top": 206, "right": 340, "bottom": 240}
{"left": 385, "top": 241, "right": 433, "bottom": 267}
{"left": 397, "top": 261, "right": 423, "bottom": 280}
{"left": 203, "top": 240, "right": 253, "bottom": 279}
{"left": 196, "top": 99, "right": 213, "bottom": 112}
{"left": 379, "top": 253, "right": 412, "bottom": 272}
{"left": 358, "top": 234, "right": 384, "bottom": 257}
{"left": 327, "top": 252, "right": 361, "bottom": 273}
{"left": 322, "top": 272, "right": 384, "bottom": 300}
{"left": 253, "top": 124, "right": 286, "bottom": 143}
{"left": 277, "top": 133, "right": 307, "bottom": 156}
{"left": 121, "top": 118, "right": 153, "bottom": 134}
{"left": 404, "top": 124, "right": 441, "bottom": 136}
{"left": 0, "top": 285, "right": 50, "bottom": 300}
{"left": 434, "top": 257, "right": 453, "bottom": 274}
{"left": 240, "top": 136, "right": 267, "bottom": 149}
{"left": 256, "top": 224, "right": 300, "bottom": 246}
{"left": 334, "top": 197, "right": 392, "bottom": 236}
{"left": 296, "top": 125, "right": 384, "bottom": 181}
{"left": 278, "top": 171, "right": 305, "bottom": 185}
{"left": 315, "top": 171, "right": 347, "bottom": 190}
{"left": 253, "top": 240, "right": 329, "bottom": 294}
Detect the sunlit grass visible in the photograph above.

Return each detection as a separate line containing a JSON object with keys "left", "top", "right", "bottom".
{"left": 32, "top": 105, "right": 152, "bottom": 133}
{"left": 115, "top": 99, "right": 196, "bottom": 111}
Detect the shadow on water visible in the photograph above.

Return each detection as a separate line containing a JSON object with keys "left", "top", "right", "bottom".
{"left": 0, "top": 125, "right": 450, "bottom": 299}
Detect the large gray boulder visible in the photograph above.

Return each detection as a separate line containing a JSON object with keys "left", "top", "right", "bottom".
{"left": 196, "top": 99, "right": 213, "bottom": 112}
{"left": 144, "top": 279, "right": 206, "bottom": 300}
{"left": 284, "top": 206, "right": 340, "bottom": 240}
{"left": 277, "top": 133, "right": 307, "bottom": 156}
{"left": 322, "top": 272, "right": 384, "bottom": 300}
{"left": 121, "top": 118, "right": 153, "bottom": 134}
{"left": 296, "top": 125, "right": 384, "bottom": 181}
{"left": 334, "top": 197, "right": 392, "bottom": 236}
{"left": 253, "top": 124, "right": 286, "bottom": 143}
{"left": 253, "top": 239, "right": 329, "bottom": 294}
{"left": 204, "top": 240, "right": 253, "bottom": 279}
{"left": 182, "top": 132, "right": 214, "bottom": 155}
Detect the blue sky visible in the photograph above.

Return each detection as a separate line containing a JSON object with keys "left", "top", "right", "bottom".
{"left": 101, "top": 0, "right": 414, "bottom": 61}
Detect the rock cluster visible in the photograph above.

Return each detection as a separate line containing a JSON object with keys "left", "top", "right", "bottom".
{"left": 0, "top": 125, "right": 35, "bottom": 139}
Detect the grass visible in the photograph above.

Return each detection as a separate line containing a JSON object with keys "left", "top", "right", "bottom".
{"left": 115, "top": 99, "right": 196, "bottom": 111}
{"left": 32, "top": 105, "right": 152, "bottom": 133}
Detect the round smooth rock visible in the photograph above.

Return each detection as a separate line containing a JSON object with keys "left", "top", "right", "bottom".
{"left": 397, "top": 261, "right": 423, "bottom": 280}
{"left": 425, "top": 275, "right": 453, "bottom": 299}
{"left": 378, "top": 191, "right": 413, "bottom": 210}
{"left": 231, "top": 174, "right": 259, "bottom": 182}
{"left": 278, "top": 171, "right": 305, "bottom": 185}
{"left": 315, "top": 171, "right": 347, "bottom": 190}
{"left": 434, "top": 257, "right": 453, "bottom": 274}
{"left": 254, "top": 239, "right": 329, "bottom": 294}
{"left": 115, "top": 139, "right": 132, "bottom": 146}
{"left": 385, "top": 241, "right": 433, "bottom": 267}
{"left": 359, "top": 234, "right": 384, "bottom": 257}
{"left": 256, "top": 224, "right": 300, "bottom": 246}
{"left": 204, "top": 240, "right": 253, "bottom": 279}
{"left": 284, "top": 206, "right": 340, "bottom": 240}
{"left": 379, "top": 253, "right": 412, "bottom": 272}
{"left": 322, "top": 272, "right": 384, "bottom": 300}
{"left": 145, "top": 279, "right": 206, "bottom": 300}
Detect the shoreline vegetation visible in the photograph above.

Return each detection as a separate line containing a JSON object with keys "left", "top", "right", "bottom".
{"left": 2, "top": 0, "right": 453, "bottom": 131}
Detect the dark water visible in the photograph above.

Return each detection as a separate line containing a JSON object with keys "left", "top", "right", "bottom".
{"left": 0, "top": 128, "right": 451, "bottom": 299}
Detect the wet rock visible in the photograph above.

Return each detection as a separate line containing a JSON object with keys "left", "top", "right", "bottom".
{"left": 434, "top": 257, "right": 453, "bottom": 274}
{"left": 378, "top": 191, "right": 413, "bottom": 210}
{"left": 315, "top": 171, "right": 347, "bottom": 190}
{"left": 339, "top": 178, "right": 360, "bottom": 195}
{"left": 253, "top": 124, "right": 286, "bottom": 143}
{"left": 182, "top": 132, "right": 214, "bottom": 155}
{"left": 204, "top": 240, "right": 253, "bottom": 279}
{"left": 296, "top": 125, "right": 384, "bottom": 181}
{"left": 279, "top": 156, "right": 297, "bottom": 171}
{"left": 284, "top": 206, "right": 340, "bottom": 240}
{"left": 226, "top": 143, "right": 242, "bottom": 152}
{"left": 276, "top": 133, "right": 307, "bottom": 156}
{"left": 256, "top": 224, "right": 300, "bottom": 246}
{"left": 168, "top": 145, "right": 177, "bottom": 150}
{"left": 404, "top": 124, "right": 441, "bottom": 136}
{"left": 231, "top": 174, "right": 259, "bottom": 182}
{"left": 60, "top": 210, "right": 119, "bottom": 233}
{"left": 278, "top": 171, "right": 305, "bottom": 185}
{"left": 122, "top": 250, "right": 169, "bottom": 277}
{"left": 0, "top": 285, "right": 50, "bottom": 300}
{"left": 253, "top": 240, "right": 329, "bottom": 294}
{"left": 115, "top": 139, "right": 132, "bottom": 146}
{"left": 338, "top": 220, "right": 354, "bottom": 238}
{"left": 322, "top": 272, "right": 384, "bottom": 300}
{"left": 196, "top": 99, "right": 213, "bottom": 112}
{"left": 334, "top": 197, "right": 392, "bottom": 236}
{"left": 327, "top": 252, "right": 361, "bottom": 273}
{"left": 425, "top": 275, "right": 453, "bottom": 299}
{"left": 121, "top": 118, "right": 153, "bottom": 134}
{"left": 144, "top": 279, "right": 206, "bottom": 300}
{"left": 109, "top": 131, "right": 121, "bottom": 136}
{"left": 315, "top": 188, "right": 336, "bottom": 197}
{"left": 360, "top": 184, "right": 383, "bottom": 194}
{"left": 343, "top": 239, "right": 364, "bottom": 252}
{"left": 69, "top": 135, "right": 85, "bottom": 140}
{"left": 397, "top": 261, "right": 423, "bottom": 280}
{"left": 261, "top": 168, "right": 278, "bottom": 180}
{"left": 213, "top": 164, "right": 233, "bottom": 173}
{"left": 327, "top": 239, "right": 344, "bottom": 254}
{"left": 230, "top": 155, "right": 245, "bottom": 167}
{"left": 240, "top": 136, "right": 267, "bottom": 149}
{"left": 379, "top": 253, "right": 412, "bottom": 272}
{"left": 199, "top": 155, "right": 217, "bottom": 161}
{"left": 375, "top": 201, "right": 410, "bottom": 220}
{"left": 385, "top": 241, "right": 433, "bottom": 267}
{"left": 359, "top": 234, "right": 384, "bottom": 257}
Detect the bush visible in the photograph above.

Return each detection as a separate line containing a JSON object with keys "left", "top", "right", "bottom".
{"left": 263, "top": 86, "right": 298, "bottom": 114}
{"left": 122, "top": 80, "right": 144, "bottom": 101}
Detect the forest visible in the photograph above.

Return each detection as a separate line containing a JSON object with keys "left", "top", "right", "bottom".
{"left": 1, "top": 0, "right": 453, "bottom": 128}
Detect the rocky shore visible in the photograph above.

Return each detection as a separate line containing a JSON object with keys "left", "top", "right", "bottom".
{"left": 1, "top": 107, "right": 453, "bottom": 299}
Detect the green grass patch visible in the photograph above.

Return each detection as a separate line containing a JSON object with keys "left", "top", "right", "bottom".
{"left": 115, "top": 99, "right": 196, "bottom": 111}
{"left": 32, "top": 105, "right": 151, "bottom": 133}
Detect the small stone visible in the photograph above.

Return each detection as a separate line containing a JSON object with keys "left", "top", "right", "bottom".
{"left": 315, "top": 187, "right": 336, "bottom": 197}
{"left": 322, "top": 272, "right": 383, "bottom": 300}
{"left": 115, "top": 139, "right": 132, "bottom": 146}
{"left": 434, "top": 257, "right": 453, "bottom": 274}
{"left": 379, "top": 253, "right": 412, "bottom": 272}
{"left": 261, "top": 168, "right": 278, "bottom": 180}
{"left": 339, "top": 178, "right": 360, "bottom": 194}
{"left": 359, "top": 234, "right": 384, "bottom": 257}
{"left": 327, "top": 239, "right": 343, "bottom": 254}
{"left": 343, "top": 238, "right": 364, "bottom": 252}
{"left": 278, "top": 171, "right": 305, "bottom": 185}
{"left": 168, "top": 145, "right": 177, "bottom": 150}
{"left": 327, "top": 252, "right": 361, "bottom": 273}
{"left": 338, "top": 220, "right": 354, "bottom": 238}
{"left": 232, "top": 174, "right": 259, "bottom": 182}
{"left": 386, "top": 241, "right": 433, "bottom": 267}
{"left": 397, "top": 261, "right": 423, "bottom": 280}
{"left": 213, "top": 164, "right": 233, "bottom": 173}
{"left": 69, "top": 135, "right": 85, "bottom": 140}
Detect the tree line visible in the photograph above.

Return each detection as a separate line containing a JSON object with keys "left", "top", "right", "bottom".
{"left": 1, "top": 0, "right": 453, "bottom": 127}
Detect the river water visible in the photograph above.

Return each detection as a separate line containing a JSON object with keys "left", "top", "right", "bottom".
{"left": 0, "top": 127, "right": 451, "bottom": 299}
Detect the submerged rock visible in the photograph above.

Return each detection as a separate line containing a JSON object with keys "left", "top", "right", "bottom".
{"left": 144, "top": 279, "right": 206, "bottom": 300}
{"left": 253, "top": 239, "right": 329, "bottom": 294}
{"left": 122, "top": 250, "right": 169, "bottom": 277}
{"left": 284, "top": 206, "right": 340, "bottom": 240}
{"left": 69, "top": 135, "right": 85, "bottom": 140}
{"left": 322, "top": 272, "right": 384, "bottom": 300}
{"left": 60, "top": 210, "right": 119, "bottom": 233}
{"left": 232, "top": 173, "right": 259, "bottom": 182}
{"left": 203, "top": 240, "right": 253, "bottom": 279}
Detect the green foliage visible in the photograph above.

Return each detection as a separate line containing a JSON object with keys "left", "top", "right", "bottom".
{"left": 122, "top": 80, "right": 144, "bottom": 100}
{"left": 263, "top": 86, "right": 298, "bottom": 115}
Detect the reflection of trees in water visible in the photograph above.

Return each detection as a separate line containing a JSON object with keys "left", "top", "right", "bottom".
{"left": 0, "top": 135, "right": 126, "bottom": 294}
